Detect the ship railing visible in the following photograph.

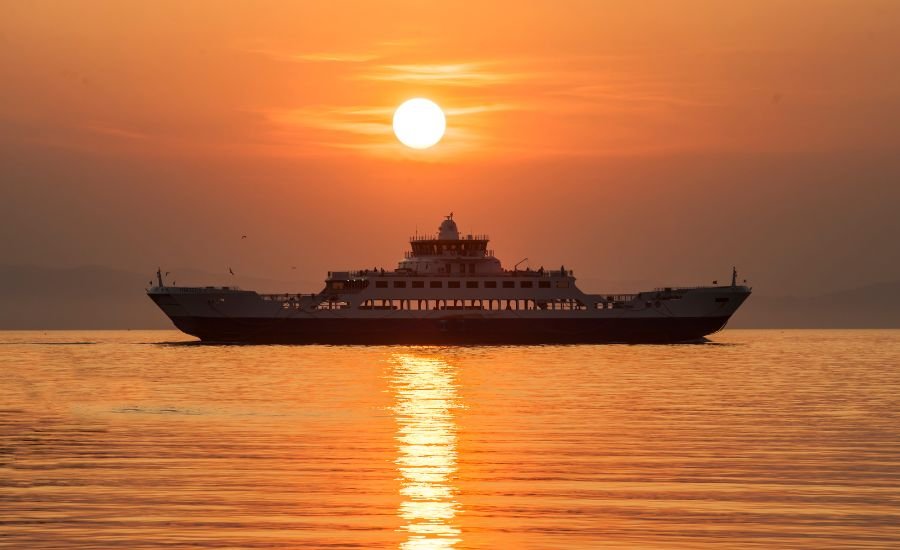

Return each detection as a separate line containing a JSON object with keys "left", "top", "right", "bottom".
{"left": 403, "top": 250, "right": 495, "bottom": 259}
{"left": 652, "top": 285, "right": 737, "bottom": 292}
{"left": 337, "top": 266, "right": 572, "bottom": 278}
{"left": 259, "top": 293, "right": 319, "bottom": 302}
{"left": 163, "top": 286, "right": 242, "bottom": 292}
{"left": 505, "top": 269, "right": 573, "bottom": 277}
{"left": 409, "top": 233, "right": 490, "bottom": 242}
{"left": 591, "top": 294, "right": 638, "bottom": 302}
{"left": 582, "top": 293, "right": 639, "bottom": 309}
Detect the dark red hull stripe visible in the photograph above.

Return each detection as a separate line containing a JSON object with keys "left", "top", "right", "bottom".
{"left": 166, "top": 316, "right": 734, "bottom": 344}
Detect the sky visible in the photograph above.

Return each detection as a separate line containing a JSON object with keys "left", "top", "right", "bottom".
{"left": 2, "top": 0, "right": 900, "bottom": 296}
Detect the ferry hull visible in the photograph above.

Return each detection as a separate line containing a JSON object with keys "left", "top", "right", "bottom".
{"left": 146, "top": 215, "right": 751, "bottom": 344}
{"left": 167, "top": 315, "right": 733, "bottom": 345}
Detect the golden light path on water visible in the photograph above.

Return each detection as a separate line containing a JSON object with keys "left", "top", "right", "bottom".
{"left": 391, "top": 354, "right": 462, "bottom": 549}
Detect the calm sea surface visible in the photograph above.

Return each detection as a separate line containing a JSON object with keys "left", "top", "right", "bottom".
{"left": 2, "top": 330, "right": 899, "bottom": 549}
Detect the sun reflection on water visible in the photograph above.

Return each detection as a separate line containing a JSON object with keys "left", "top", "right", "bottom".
{"left": 391, "top": 353, "right": 462, "bottom": 549}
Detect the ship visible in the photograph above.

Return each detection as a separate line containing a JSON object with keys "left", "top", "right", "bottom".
{"left": 148, "top": 214, "right": 751, "bottom": 344}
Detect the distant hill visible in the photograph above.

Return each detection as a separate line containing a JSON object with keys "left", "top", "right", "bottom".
{"left": 730, "top": 281, "right": 900, "bottom": 328}
{"left": 0, "top": 265, "right": 897, "bottom": 329}
{"left": 0, "top": 265, "right": 302, "bottom": 330}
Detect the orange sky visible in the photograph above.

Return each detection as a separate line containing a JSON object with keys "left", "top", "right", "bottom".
{"left": 2, "top": 1, "right": 899, "bottom": 295}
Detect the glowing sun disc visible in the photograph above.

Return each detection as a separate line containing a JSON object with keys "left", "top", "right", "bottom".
{"left": 393, "top": 98, "right": 446, "bottom": 149}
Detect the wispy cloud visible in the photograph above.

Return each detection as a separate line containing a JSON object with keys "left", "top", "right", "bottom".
{"left": 246, "top": 48, "right": 379, "bottom": 63}
{"left": 252, "top": 49, "right": 732, "bottom": 158}
{"left": 83, "top": 123, "right": 150, "bottom": 140}
{"left": 358, "top": 62, "right": 531, "bottom": 86}
{"left": 549, "top": 82, "right": 722, "bottom": 110}
{"left": 444, "top": 104, "right": 520, "bottom": 116}
{"left": 270, "top": 106, "right": 390, "bottom": 133}
{"left": 261, "top": 99, "right": 519, "bottom": 159}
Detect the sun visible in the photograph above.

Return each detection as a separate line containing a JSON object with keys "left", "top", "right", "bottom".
{"left": 393, "top": 98, "right": 446, "bottom": 149}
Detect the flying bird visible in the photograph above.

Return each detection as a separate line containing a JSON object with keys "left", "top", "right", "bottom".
{"left": 241, "top": 235, "right": 247, "bottom": 239}
{"left": 229, "top": 267, "right": 235, "bottom": 276}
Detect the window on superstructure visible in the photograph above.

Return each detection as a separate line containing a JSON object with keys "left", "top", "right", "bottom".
{"left": 375, "top": 281, "right": 388, "bottom": 288}
{"left": 539, "top": 281, "right": 551, "bottom": 288}
{"left": 466, "top": 281, "right": 478, "bottom": 288}
{"left": 412, "top": 281, "right": 424, "bottom": 288}
{"left": 502, "top": 281, "right": 515, "bottom": 288}
{"left": 520, "top": 281, "right": 533, "bottom": 288}
{"left": 448, "top": 281, "right": 460, "bottom": 288}
{"left": 430, "top": 281, "right": 443, "bottom": 288}
{"left": 393, "top": 281, "right": 406, "bottom": 288}
{"left": 484, "top": 281, "right": 497, "bottom": 288}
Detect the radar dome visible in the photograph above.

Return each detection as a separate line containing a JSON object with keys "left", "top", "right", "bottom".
{"left": 438, "top": 215, "right": 460, "bottom": 240}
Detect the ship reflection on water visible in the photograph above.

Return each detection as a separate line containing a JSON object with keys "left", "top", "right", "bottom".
{"left": 391, "top": 353, "right": 463, "bottom": 549}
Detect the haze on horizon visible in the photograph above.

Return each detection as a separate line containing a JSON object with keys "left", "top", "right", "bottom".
{"left": 2, "top": 1, "right": 900, "bottom": 303}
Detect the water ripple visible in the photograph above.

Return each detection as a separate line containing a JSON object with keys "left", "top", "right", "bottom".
{"left": 1, "top": 329, "right": 899, "bottom": 548}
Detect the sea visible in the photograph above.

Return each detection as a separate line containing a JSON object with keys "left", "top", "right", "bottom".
{"left": 2, "top": 329, "right": 899, "bottom": 549}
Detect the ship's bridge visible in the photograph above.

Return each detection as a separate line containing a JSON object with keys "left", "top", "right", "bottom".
{"left": 398, "top": 214, "right": 503, "bottom": 275}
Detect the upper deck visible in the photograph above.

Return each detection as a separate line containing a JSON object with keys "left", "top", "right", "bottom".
{"left": 393, "top": 214, "right": 504, "bottom": 275}
{"left": 406, "top": 236, "right": 493, "bottom": 259}
{"left": 405, "top": 215, "right": 492, "bottom": 258}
